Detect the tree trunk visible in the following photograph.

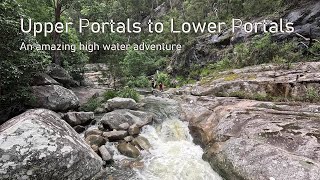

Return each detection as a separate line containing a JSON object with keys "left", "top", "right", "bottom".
{"left": 53, "top": 3, "right": 62, "bottom": 65}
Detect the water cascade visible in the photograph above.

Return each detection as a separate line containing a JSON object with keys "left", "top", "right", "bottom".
{"left": 133, "top": 119, "right": 222, "bottom": 180}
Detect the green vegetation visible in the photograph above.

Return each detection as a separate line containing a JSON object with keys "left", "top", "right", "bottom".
{"left": 231, "top": 34, "right": 300, "bottom": 67}
{"left": 117, "top": 87, "right": 140, "bottom": 102}
{"left": 155, "top": 72, "right": 171, "bottom": 87}
{"left": 79, "top": 97, "right": 103, "bottom": 112}
{"left": 1, "top": 0, "right": 319, "bottom": 115}
{"left": 0, "top": 0, "right": 50, "bottom": 111}
{"left": 198, "top": 34, "right": 306, "bottom": 82}
{"left": 301, "top": 87, "right": 320, "bottom": 103}
{"left": 310, "top": 41, "right": 320, "bottom": 58}
{"left": 103, "top": 90, "right": 118, "bottom": 101}
{"left": 104, "top": 88, "right": 140, "bottom": 102}
{"left": 126, "top": 76, "right": 151, "bottom": 88}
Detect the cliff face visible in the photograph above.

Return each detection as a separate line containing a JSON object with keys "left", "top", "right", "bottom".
{"left": 168, "top": 1, "right": 320, "bottom": 77}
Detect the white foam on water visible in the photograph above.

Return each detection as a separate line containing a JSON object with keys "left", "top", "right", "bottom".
{"left": 134, "top": 119, "right": 223, "bottom": 180}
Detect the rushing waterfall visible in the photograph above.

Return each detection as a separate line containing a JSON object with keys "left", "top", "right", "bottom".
{"left": 133, "top": 119, "right": 223, "bottom": 180}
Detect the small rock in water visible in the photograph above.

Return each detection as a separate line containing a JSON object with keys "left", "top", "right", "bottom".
{"left": 117, "top": 142, "right": 140, "bottom": 158}
{"left": 85, "top": 129, "right": 103, "bottom": 138}
{"left": 85, "top": 135, "right": 107, "bottom": 147}
{"left": 103, "top": 130, "right": 128, "bottom": 141}
{"left": 73, "top": 125, "right": 86, "bottom": 133}
{"left": 128, "top": 124, "right": 140, "bottom": 136}
{"left": 99, "top": 146, "right": 112, "bottom": 161}
{"left": 119, "top": 123, "right": 130, "bottom": 130}
{"left": 132, "top": 136, "right": 151, "bottom": 150}
{"left": 124, "top": 136, "right": 134, "bottom": 142}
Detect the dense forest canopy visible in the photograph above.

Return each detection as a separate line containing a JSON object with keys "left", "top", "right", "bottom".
{"left": 0, "top": 0, "right": 319, "bottom": 119}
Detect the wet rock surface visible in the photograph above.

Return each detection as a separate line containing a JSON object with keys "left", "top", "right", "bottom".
{"left": 103, "top": 130, "right": 128, "bottom": 141}
{"left": 117, "top": 142, "right": 141, "bottom": 158}
{"left": 132, "top": 136, "right": 151, "bottom": 151}
{"left": 99, "top": 146, "right": 112, "bottom": 162}
{"left": 128, "top": 124, "right": 140, "bottom": 136}
{"left": 85, "top": 134, "right": 107, "bottom": 148}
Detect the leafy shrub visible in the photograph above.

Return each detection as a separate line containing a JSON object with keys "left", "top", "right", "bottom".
{"left": 126, "top": 76, "right": 151, "bottom": 88}
{"left": 304, "top": 87, "right": 320, "bottom": 103}
{"left": 310, "top": 42, "right": 320, "bottom": 57}
{"left": 199, "top": 35, "right": 294, "bottom": 80}
{"left": 103, "top": 90, "right": 118, "bottom": 101}
{"left": 117, "top": 87, "right": 140, "bottom": 102}
{"left": 79, "top": 97, "right": 102, "bottom": 112}
{"left": 0, "top": 0, "right": 50, "bottom": 112}
{"left": 156, "top": 72, "right": 170, "bottom": 87}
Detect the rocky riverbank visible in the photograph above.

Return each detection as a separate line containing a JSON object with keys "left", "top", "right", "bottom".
{"left": 166, "top": 62, "right": 320, "bottom": 180}
{"left": 2, "top": 62, "right": 320, "bottom": 180}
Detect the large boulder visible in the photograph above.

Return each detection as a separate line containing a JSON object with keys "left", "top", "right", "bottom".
{"left": 47, "top": 64, "right": 79, "bottom": 87}
{"left": 0, "top": 109, "right": 104, "bottom": 179}
{"left": 30, "top": 85, "right": 79, "bottom": 111}
{"left": 106, "top": 97, "right": 138, "bottom": 111}
{"left": 100, "top": 109, "right": 153, "bottom": 130}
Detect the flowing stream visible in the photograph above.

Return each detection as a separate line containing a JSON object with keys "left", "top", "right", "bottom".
{"left": 128, "top": 119, "right": 222, "bottom": 180}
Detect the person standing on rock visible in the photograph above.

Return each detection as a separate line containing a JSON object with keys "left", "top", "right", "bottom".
{"left": 159, "top": 82, "right": 164, "bottom": 92}
{"left": 151, "top": 78, "right": 157, "bottom": 89}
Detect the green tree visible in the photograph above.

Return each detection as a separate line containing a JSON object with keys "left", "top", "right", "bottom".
{"left": 0, "top": 0, "right": 50, "bottom": 120}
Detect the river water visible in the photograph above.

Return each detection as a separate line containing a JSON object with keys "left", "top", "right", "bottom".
{"left": 129, "top": 119, "right": 222, "bottom": 180}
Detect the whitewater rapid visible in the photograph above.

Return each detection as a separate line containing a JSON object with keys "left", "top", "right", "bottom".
{"left": 134, "top": 119, "right": 222, "bottom": 180}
